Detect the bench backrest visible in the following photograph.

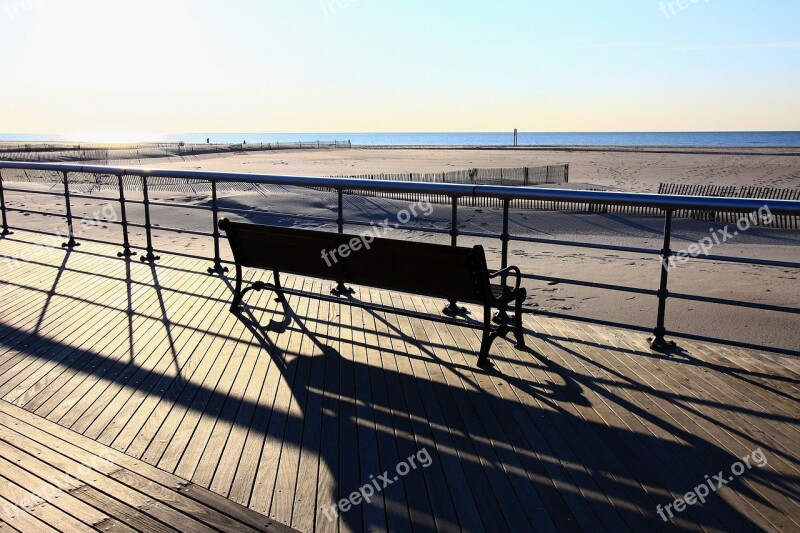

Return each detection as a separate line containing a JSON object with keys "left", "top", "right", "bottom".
{"left": 220, "top": 219, "right": 342, "bottom": 281}
{"left": 219, "top": 219, "right": 491, "bottom": 303}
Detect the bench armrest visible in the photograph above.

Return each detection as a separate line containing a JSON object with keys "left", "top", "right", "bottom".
{"left": 489, "top": 266, "right": 522, "bottom": 291}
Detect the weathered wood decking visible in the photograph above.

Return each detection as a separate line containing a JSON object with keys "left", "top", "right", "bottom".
{"left": 0, "top": 230, "right": 798, "bottom": 532}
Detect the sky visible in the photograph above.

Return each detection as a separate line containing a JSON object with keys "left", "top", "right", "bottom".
{"left": 0, "top": 0, "right": 798, "bottom": 138}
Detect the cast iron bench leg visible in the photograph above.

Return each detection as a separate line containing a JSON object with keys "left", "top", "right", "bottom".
{"left": 231, "top": 264, "right": 244, "bottom": 312}
{"left": 513, "top": 288, "right": 526, "bottom": 348}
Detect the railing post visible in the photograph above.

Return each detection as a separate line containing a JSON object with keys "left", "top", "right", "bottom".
{"left": 443, "top": 196, "right": 464, "bottom": 316}
{"left": 501, "top": 199, "right": 510, "bottom": 275}
{"left": 116, "top": 175, "right": 136, "bottom": 257}
{"left": 651, "top": 209, "right": 677, "bottom": 352}
{"left": 139, "top": 176, "right": 160, "bottom": 263}
{"left": 450, "top": 196, "right": 458, "bottom": 247}
{"left": 0, "top": 169, "right": 12, "bottom": 236}
{"left": 207, "top": 181, "right": 228, "bottom": 274}
{"left": 337, "top": 189, "right": 344, "bottom": 234}
{"left": 494, "top": 199, "right": 512, "bottom": 323}
{"left": 61, "top": 171, "right": 79, "bottom": 248}
{"left": 332, "top": 188, "right": 353, "bottom": 296}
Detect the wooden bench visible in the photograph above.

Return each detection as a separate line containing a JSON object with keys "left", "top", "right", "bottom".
{"left": 219, "top": 219, "right": 527, "bottom": 368}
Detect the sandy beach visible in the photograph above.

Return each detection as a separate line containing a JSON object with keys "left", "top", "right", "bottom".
{"left": 138, "top": 146, "right": 800, "bottom": 192}
{"left": 3, "top": 146, "right": 799, "bottom": 353}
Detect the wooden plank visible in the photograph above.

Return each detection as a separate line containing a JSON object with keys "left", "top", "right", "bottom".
{"left": 534, "top": 315, "right": 779, "bottom": 530}
{"left": 288, "top": 280, "right": 333, "bottom": 532}
{"left": 0, "top": 422, "right": 217, "bottom": 533}
{"left": 0, "top": 454, "right": 110, "bottom": 529}
{"left": 45, "top": 257, "right": 208, "bottom": 432}
{"left": 161, "top": 273, "right": 279, "bottom": 477}
{"left": 0, "top": 255, "right": 129, "bottom": 393}
{"left": 206, "top": 275, "right": 301, "bottom": 499}
{"left": 208, "top": 272, "right": 305, "bottom": 506}
{"left": 246, "top": 276, "right": 317, "bottom": 517}
{"left": 48, "top": 258, "right": 209, "bottom": 436}
{"left": 87, "top": 259, "right": 224, "bottom": 444}
{"left": 269, "top": 279, "right": 324, "bottom": 526}
{"left": 0, "top": 492, "right": 59, "bottom": 533}
{"left": 107, "top": 266, "right": 239, "bottom": 451}
{"left": 139, "top": 271, "right": 285, "bottom": 469}
{"left": 350, "top": 288, "right": 413, "bottom": 532}
{"left": 28, "top": 259, "right": 197, "bottom": 425}
{"left": 0, "top": 401, "right": 294, "bottom": 532}
{"left": 390, "top": 293, "right": 499, "bottom": 532}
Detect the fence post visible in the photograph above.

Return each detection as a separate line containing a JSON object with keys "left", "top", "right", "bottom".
{"left": 564, "top": 164, "right": 569, "bottom": 183}
{"left": 523, "top": 167, "right": 529, "bottom": 187}
{"left": 332, "top": 189, "right": 353, "bottom": 296}
{"left": 139, "top": 176, "right": 160, "bottom": 263}
{"left": 117, "top": 175, "right": 135, "bottom": 257}
{"left": 0, "top": 169, "right": 12, "bottom": 236}
{"left": 61, "top": 171, "right": 79, "bottom": 248}
{"left": 651, "top": 210, "right": 676, "bottom": 352}
{"left": 207, "top": 181, "right": 228, "bottom": 274}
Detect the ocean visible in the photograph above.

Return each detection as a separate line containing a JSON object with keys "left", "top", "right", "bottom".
{"left": 2, "top": 131, "right": 800, "bottom": 147}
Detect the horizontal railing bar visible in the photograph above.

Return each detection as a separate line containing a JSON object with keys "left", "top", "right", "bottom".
{"left": 7, "top": 207, "right": 65, "bottom": 218}
{"left": 510, "top": 234, "right": 660, "bottom": 256}
{"left": 128, "top": 223, "right": 213, "bottom": 239}
{"left": 4, "top": 186, "right": 71, "bottom": 197}
{"left": 344, "top": 219, "right": 453, "bottom": 236}
{"left": 457, "top": 229, "right": 503, "bottom": 239}
{"left": 520, "top": 274, "right": 658, "bottom": 296}
{"left": 2, "top": 160, "right": 799, "bottom": 214}
{"left": 668, "top": 292, "right": 800, "bottom": 314}
{"left": 4, "top": 186, "right": 119, "bottom": 201}
{"left": 123, "top": 199, "right": 213, "bottom": 211}
{"left": 683, "top": 253, "right": 800, "bottom": 270}
{"left": 531, "top": 307, "right": 800, "bottom": 356}
{"left": 5, "top": 227, "right": 233, "bottom": 265}
{"left": 476, "top": 185, "right": 800, "bottom": 215}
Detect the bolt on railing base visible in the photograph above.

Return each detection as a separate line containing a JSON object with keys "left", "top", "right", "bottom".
{"left": 331, "top": 282, "right": 355, "bottom": 297}
{"left": 649, "top": 335, "right": 677, "bottom": 353}
{"left": 208, "top": 263, "right": 229, "bottom": 275}
{"left": 62, "top": 239, "right": 79, "bottom": 249}
{"left": 140, "top": 252, "right": 160, "bottom": 263}
{"left": 443, "top": 301, "right": 468, "bottom": 316}
{"left": 118, "top": 249, "right": 137, "bottom": 258}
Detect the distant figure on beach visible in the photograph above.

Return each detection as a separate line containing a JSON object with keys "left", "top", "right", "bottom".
{"left": 206, "top": 138, "right": 210, "bottom": 144}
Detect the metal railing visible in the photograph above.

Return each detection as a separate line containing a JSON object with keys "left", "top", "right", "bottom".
{"left": 1, "top": 161, "right": 799, "bottom": 356}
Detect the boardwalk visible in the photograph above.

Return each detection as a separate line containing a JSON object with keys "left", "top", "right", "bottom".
{"left": 0, "top": 230, "right": 798, "bottom": 531}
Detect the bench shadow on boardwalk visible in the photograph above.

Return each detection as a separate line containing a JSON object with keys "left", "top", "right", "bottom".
{"left": 0, "top": 232, "right": 798, "bottom": 531}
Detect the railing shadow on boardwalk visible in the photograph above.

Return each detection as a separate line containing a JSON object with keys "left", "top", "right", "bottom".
{"left": 0, "top": 242, "right": 798, "bottom": 531}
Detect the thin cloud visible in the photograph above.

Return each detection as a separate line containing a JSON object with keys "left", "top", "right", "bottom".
{"left": 491, "top": 40, "right": 800, "bottom": 53}
{"left": 670, "top": 41, "right": 800, "bottom": 51}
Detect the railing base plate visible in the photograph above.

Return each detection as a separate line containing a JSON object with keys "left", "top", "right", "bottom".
{"left": 649, "top": 337, "right": 677, "bottom": 353}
